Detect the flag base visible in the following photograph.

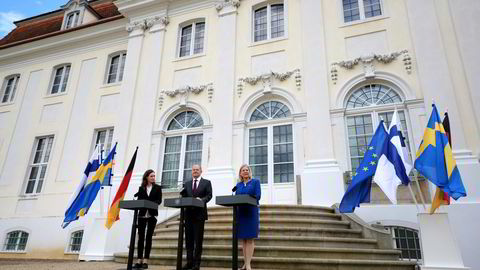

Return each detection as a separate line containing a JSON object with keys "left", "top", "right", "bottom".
{"left": 78, "top": 216, "right": 115, "bottom": 261}
{"left": 418, "top": 213, "right": 469, "bottom": 270}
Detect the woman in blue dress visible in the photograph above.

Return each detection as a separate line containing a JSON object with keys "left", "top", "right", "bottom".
{"left": 235, "top": 164, "right": 261, "bottom": 270}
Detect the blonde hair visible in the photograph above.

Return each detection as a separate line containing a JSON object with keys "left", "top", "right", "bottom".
{"left": 238, "top": 164, "right": 252, "bottom": 181}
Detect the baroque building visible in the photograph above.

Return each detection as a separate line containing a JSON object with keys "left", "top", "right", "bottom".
{"left": 0, "top": 0, "right": 479, "bottom": 268}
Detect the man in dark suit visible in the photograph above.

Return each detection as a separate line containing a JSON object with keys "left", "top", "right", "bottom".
{"left": 182, "top": 164, "right": 212, "bottom": 270}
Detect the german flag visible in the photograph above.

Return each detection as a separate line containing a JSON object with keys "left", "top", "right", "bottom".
{"left": 105, "top": 148, "right": 138, "bottom": 229}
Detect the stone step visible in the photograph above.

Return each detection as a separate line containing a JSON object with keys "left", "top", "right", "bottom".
{"left": 114, "top": 254, "right": 416, "bottom": 270}
{"left": 208, "top": 210, "right": 344, "bottom": 221}
{"left": 208, "top": 205, "right": 335, "bottom": 215}
{"left": 163, "top": 218, "right": 351, "bottom": 230}
{"left": 154, "top": 226, "right": 363, "bottom": 238}
{"left": 152, "top": 235, "right": 379, "bottom": 249}
{"left": 147, "top": 244, "right": 401, "bottom": 260}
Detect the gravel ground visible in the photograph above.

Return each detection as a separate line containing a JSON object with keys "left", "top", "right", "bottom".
{"left": 0, "top": 259, "right": 242, "bottom": 270}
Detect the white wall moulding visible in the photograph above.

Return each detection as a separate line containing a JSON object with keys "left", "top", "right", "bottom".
{"left": 330, "top": 50, "right": 412, "bottom": 84}
{"left": 126, "top": 16, "right": 169, "bottom": 33}
{"left": 162, "top": 83, "right": 214, "bottom": 107}
{"left": 237, "top": 69, "right": 302, "bottom": 97}
{"left": 215, "top": 0, "right": 242, "bottom": 12}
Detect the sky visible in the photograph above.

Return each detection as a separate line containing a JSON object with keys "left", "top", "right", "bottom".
{"left": 0, "top": 0, "right": 67, "bottom": 38}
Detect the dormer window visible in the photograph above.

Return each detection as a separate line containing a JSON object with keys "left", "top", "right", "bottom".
{"left": 65, "top": 11, "right": 80, "bottom": 29}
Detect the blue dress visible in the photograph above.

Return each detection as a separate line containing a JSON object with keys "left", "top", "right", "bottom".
{"left": 235, "top": 178, "right": 261, "bottom": 239}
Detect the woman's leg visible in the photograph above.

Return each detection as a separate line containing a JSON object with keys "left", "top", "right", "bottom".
{"left": 144, "top": 217, "right": 156, "bottom": 261}
{"left": 241, "top": 239, "right": 247, "bottom": 269}
{"left": 245, "top": 239, "right": 255, "bottom": 270}
{"left": 137, "top": 218, "right": 147, "bottom": 264}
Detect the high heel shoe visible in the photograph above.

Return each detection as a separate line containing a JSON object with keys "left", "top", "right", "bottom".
{"left": 239, "top": 266, "right": 246, "bottom": 270}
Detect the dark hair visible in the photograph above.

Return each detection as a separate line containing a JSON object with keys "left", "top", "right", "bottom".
{"left": 142, "top": 169, "right": 155, "bottom": 188}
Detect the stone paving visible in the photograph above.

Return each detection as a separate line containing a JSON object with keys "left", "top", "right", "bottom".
{"left": 0, "top": 259, "right": 242, "bottom": 270}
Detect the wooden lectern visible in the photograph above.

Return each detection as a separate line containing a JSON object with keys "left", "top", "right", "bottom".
{"left": 216, "top": 195, "right": 257, "bottom": 270}
{"left": 164, "top": 197, "right": 205, "bottom": 270}
{"left": 119, "top": 200, "right": 159, "bottom": 270}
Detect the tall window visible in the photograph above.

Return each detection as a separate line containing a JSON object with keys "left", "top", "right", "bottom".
{"left": 254, "top": 3, "right": 284, "bottom": 42}
{"left": 68, "top": 230, "right": 83, "bottom": 253}
{"left": 249, "top": 101, "right": 293, "bottom": 184}
{"left": 178, "top": 21, "right": 205, "bottom": 57}
{"left": 161, "top": 111, "right": 204, "bottom": 189}
{"left": 65, "top": 11, "right": 80, "bottom": 29}
{"left": 25, "top": 136, "right": 54, "bottom": 194}
{"left": 3, "top": 231, "right": 28, "bottom": 252}
{"left": 342, "top": 0, "right": 382, "bottom": 23}
{"left": 106, "top": 52, "right": 127, "bottom": 84}
{"left": 1, "top": 75, "right": 20, "bottom": 104}
{"left": 50, "top": 64, "right": 71, "bottom": 94}
{"left": 345, "top": 84, "right": 408, "bottom": 171}
{"left": 93, "top": 128, "right": 114, "bottom": 158}
{"left": 387, "top": 226, "right": 422, "bottom": 261}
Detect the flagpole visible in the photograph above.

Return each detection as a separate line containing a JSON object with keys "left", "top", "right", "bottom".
{"left": 407, "top": 184, "right": 420, "bottom": 212}
{"left": 414, "top": 170, "right": 427, "bottom": 211}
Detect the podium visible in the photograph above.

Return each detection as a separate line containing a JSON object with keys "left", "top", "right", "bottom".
{"left": 164, "top": 197, "right": 205, "bottom": 270}
{"left": 216, "top": 195, "right": 257, "bottom": 270}
{"left": 119, "top": 200, "right": 159, "bottom": 270}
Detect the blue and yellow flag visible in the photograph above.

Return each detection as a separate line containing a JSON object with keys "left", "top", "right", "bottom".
{"left": 62, "top": 143, "right": 117, "bottom": 228}
{"left": 414, "top": 104, "right": 466, "bottom": 200}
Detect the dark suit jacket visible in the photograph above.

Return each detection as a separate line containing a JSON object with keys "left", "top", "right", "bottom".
{"left": 136, "top": 184, "right": 162, "bottom": 217}
{"left": 182, "top": 177, "right": 212, "bottom": 221}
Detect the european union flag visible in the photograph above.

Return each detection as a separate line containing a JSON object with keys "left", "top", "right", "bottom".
{"left": 414, "top": 104, "right": 466, "bottom": 200}
{"left": 339, "top": 121, "right": 389, "bottom": 213}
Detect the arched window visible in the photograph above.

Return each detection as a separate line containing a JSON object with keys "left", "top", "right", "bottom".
{"left": 248, "top": 101, "right": 293, "bottom": 185}
{"left": 161, "top": 110, "right": 204, "bottom": 189}
{"left": 345, "top": 84, "right": 410, "bottom": 171}
{"left": 68, "top": 230, "right": 83, "bottom": 253}
{"left": 3, "top": 230, "right": 28, "bottom": 251}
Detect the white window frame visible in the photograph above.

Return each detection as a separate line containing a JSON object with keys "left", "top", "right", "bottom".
{"left": 2, "top": 230, "right": 29, "bottom": 252}
{"left": 252, "top": 1, "right": 286, "bottom": 43}
{"left": 91, "top": 127, "right": 114, "bottom": 160}
{"left": 176, "top": 19, "right": 206, "bottom": 58}
{"left": 1, "top": 74, "right": 20, "bottom": 104}
{"left": 66, "top": 230, "right": 84, "bottom": 254}
{"left": 24, "top": 135, "right": 55, "bottom": 195}
{"left": 339, "top": 0, "right": 386, "bottom": 26}
{"left": 386, "top": 226, "right": 423, "bottom": 262}
{"left": 105, "top": 51, "right": 127, "bottom": 84}
{"left": 64, "top": 11, "right": 81, "bottom": 29}
{"left": 48, "top": 64, "right": 71, "bottom": 95}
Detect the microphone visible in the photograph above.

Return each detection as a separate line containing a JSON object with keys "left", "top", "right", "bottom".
{"left": 231, "top": 186, "right": 237, "bottom": 196}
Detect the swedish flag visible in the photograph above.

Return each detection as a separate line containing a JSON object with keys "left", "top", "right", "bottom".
{"left": 414, "top": 104, "right": 466, "bottom": 200}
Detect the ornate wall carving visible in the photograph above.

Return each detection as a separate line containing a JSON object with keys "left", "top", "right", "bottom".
{"left": 237, "top": 69, "right": 302, "bottom": 97}
{"left": 160, "top": 83, "right": 214, "bottom": 109}
{"left": 126, "top": 16, "right": 169, "bottom": 33}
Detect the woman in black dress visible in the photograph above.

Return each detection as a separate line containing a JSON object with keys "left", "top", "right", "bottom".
{"left": 134, "top": 169, "right": 162, "bottom": 269}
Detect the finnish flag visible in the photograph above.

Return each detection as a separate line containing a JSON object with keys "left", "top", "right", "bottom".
{"left": 373, "top": 111, "right": 412, "bottom": 204}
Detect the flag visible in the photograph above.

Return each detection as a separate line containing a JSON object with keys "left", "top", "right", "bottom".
{"left": 62, "top": 143, "right": 117, "bottom": 228}
{"left": 105, "top": 148, "right": 137, "bottom": 229}
{"left": 373, "top": 111, "right": 413, "bottom": 204}
{"left": 414, "top": 104, "right": 466, "bottom": 203}
{"left": 430, "top": 112, "right": 452, "bottom": 213}
{"left": 339, "top": 121, "right": 389, "bottom": 213}
{"left": 62, "top": 146, "right": 101, "bottom": 228}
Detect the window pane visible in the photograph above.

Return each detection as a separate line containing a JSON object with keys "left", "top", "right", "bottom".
{"left": 254, "top": 7, "right": 267, "bottom": 42}
{"left": 347, "top": 115, "right": 373, "bottom": 171}
{"left": 273, "top": 125, "right": 293, "bottom": 144}
{"left": 193, "top": 22, "right": 205, "bottom": 54}
{"left": 274, "top": 163, "right": 294, "bottom": 183}
{"left": 108, "top": 55, "right": 120, "bottom": 83}
{"left": 118, "top": 53, "right": 126, "bottom": 82}
{"left": 343, "top": 0, "right": 360, "bottom": 22}
{"left": 61, "top": 65, "right": 70, "bottom": 92}
{"left": 271, "top": 4, "right": 284, "bottom": 39}
{"left": 364, "top": 0, "right": 382, "bottom": 18}
{"left": 179, "top": 25, "right": 192, "bottom": 57}
{"left": 250, "top": 101, "right": 291, "bottom": 122}
{"left": 249, "top": 128, "right": 267, "bottom": 146}
{"left": 251, "top": 164, "right": 267, "bottom": 184}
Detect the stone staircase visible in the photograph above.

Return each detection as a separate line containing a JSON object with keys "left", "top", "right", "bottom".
{"left": 114, "top": 205, "right": 417, "bottom": 270}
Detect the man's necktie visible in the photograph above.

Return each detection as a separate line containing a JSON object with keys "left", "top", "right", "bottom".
{"left": 193, "top": 179, "right": 198, "bottom": 193}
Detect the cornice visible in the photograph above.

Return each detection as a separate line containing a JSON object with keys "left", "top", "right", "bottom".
{"left": 330, "top": 50, "right": 412, "bottom": 84}
{"left": 215, "top": 0, "right": 242, "bottom": 11}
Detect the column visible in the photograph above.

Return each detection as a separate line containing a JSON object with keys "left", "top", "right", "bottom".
{"left": 299, "top": 0, "right": 344, "bottom": 206}
{"left": 205, "top": 2, "right": 240, "bottom": 198}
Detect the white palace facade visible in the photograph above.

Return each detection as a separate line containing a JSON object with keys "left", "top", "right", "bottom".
{"left": 0, "top": 0, "right": 479, "bottom": 268}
